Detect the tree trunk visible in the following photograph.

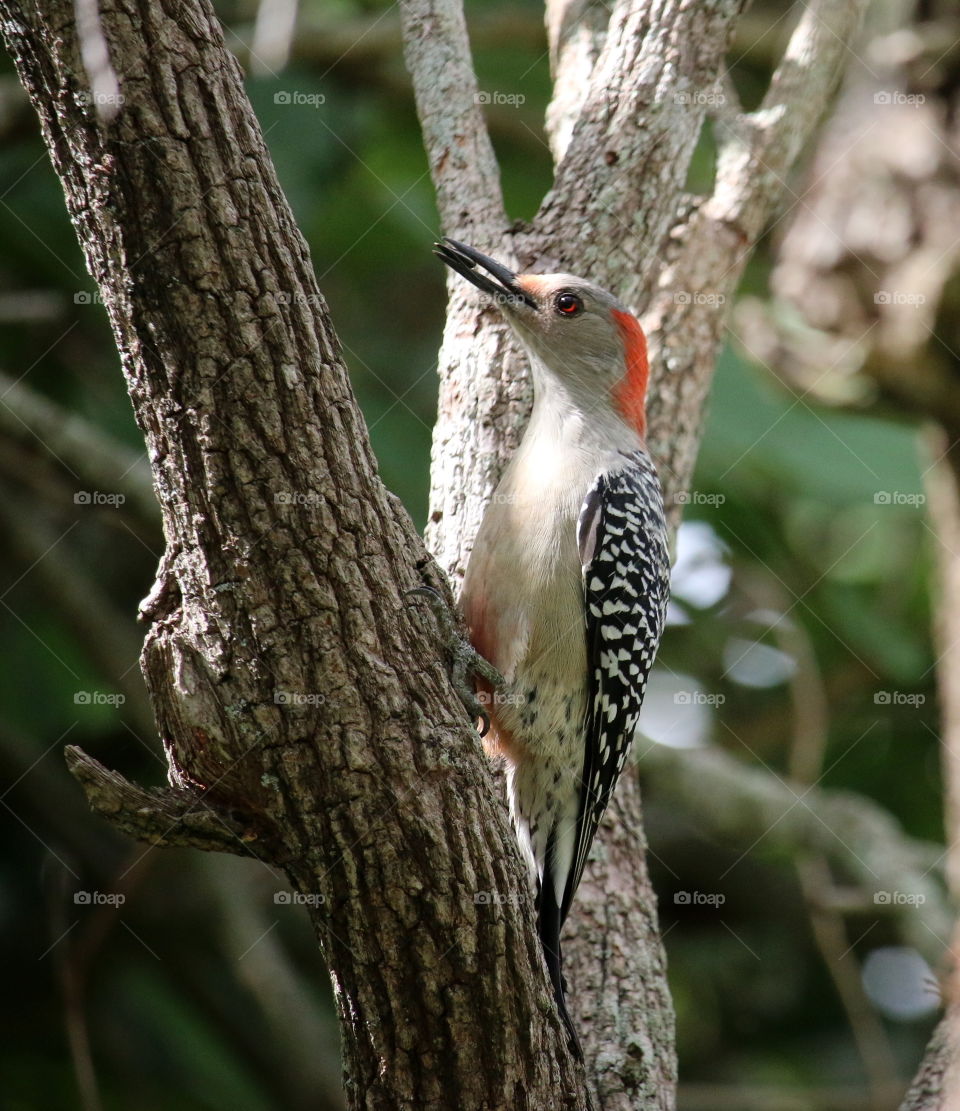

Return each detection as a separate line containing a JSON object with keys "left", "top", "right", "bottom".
{"left": 403, "top": 0, "right": 869, "bottom": 1102}
{"left": 1, "top": 0, "right": 586, "bottom": 1104}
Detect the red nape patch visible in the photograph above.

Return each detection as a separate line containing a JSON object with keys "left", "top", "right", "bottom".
{"left": 611, "top": 308, "right": 649, "bottom": 437}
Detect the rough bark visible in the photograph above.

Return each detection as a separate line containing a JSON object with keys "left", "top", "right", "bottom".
{"left": 900, "top": 1005, "right": 960, "bottom": 1111}
{"left": 402, "top": 0, "right": 869, "bottom": 1103}
{"left": 0, "top": 0, "right": 587, "bottom": 1105}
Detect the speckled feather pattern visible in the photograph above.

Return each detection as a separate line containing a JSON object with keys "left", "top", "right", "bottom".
{"left": 462, "top": 444, "right": 669, "bottom": 921}
{"left": 567, "top": 449, "right": 669, "bottom": 915}
{"left": 438, "top": 244, "right": 671, "bottom": 1052}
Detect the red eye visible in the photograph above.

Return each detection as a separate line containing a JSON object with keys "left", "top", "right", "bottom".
{"left": 555, "top": 292, "right": 583, "bottom": 316}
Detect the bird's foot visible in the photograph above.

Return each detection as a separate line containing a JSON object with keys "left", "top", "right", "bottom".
{"left": 406, "top": 586, "right": 505, "bottom": 736}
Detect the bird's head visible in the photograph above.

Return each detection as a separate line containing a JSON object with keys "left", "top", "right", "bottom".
{"left": 435, "top": 237, "right": 649, "bottom": 438}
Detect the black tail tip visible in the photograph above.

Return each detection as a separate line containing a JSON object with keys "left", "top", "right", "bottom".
{"left": 552, "top": 980, "right": 584, "bottom": 1062}
{"left": 538, "top": 873, "right": 584, "bottom": 1061}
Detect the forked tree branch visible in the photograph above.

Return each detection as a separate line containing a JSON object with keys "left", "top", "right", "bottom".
{"left": 402, "top": 0, "right": 870, "bottom": 1102}
{"left": 1, "top": 0, "right": 588, "bottom": 1103}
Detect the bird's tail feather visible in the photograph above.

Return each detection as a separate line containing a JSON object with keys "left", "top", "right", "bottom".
{"left": 538, "top": 832, "right": 583, "bottom": 1060}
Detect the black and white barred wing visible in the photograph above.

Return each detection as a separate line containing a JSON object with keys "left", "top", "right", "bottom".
{"left": 562, "top": 452, "right": 670, "bottom": 919}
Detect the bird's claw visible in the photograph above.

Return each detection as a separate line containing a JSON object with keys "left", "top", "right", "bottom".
{"left": 405, "top": 585, "right": 503, "bottom": 736}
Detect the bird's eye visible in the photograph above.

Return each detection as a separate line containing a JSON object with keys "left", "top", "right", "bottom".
{"left": 555, "top": 292, "right": 583, "bottom": 317}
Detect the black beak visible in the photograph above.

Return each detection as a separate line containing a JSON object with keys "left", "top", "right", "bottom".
{"left": 434, "top": 237, "right": 536, "bottom": 309}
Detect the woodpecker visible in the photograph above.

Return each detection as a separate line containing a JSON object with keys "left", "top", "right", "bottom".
{"left": 434, "top": 238, "right": 671, "bottom": 1055}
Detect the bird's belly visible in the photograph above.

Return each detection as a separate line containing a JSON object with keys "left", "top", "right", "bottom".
{"left": 468, "top": 543, "right": 586, "bottom": 756}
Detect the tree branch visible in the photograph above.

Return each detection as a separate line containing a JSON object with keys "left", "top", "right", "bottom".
{"left": 1, "top": 0, "right": 588, "bottom": 1102}
{"left": 64, "top": 744, "right": 270, "bottom": 855}
{"left": 642, "top": 0, "right": 871, "bottom": 516}
{"left": 726, "top": 7, "right": 960, "bottom": 1098}
{"left": 543, "top": 0, "right": 609, "bottom": 164}
{"left": 900, "top": 1004, "right": 960, "bottom": 1111}
{"left": 639, "top": 741, "right": 951, "bottom": 966}
{"left": 403, "top": 0, "right": 874, "bottom": 1102}
{"left": 399, "top": 0, "right": 527, "bottom": 591}
{"left": 0, "top": 368, "right": 158, "bottom": 530}
{"left": 398, "top": 0, "right": 506, "bottom": 237}
{"left": 536, "top": 0, "right": 743, "bottom": 286}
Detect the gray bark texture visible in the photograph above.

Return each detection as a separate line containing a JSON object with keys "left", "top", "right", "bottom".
{"left": 1, "top": 0, "right": 873, "bottom": 1106}
{"left": 1, "top": 0, "right": 585, "bottom": 1106}
{"left": 402, "top": 0, "right": 869, "bottom": 1104}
